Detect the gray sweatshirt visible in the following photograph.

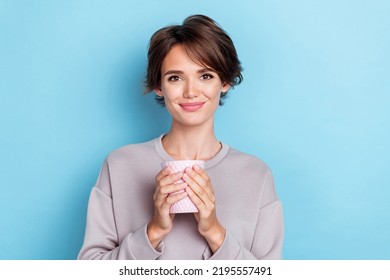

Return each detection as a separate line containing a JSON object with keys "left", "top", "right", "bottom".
{"left": 78, "top": 135, "right": 284, "bottom": 259}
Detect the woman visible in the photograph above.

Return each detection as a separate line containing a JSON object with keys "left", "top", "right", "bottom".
{"left": 78, "top": 15, "right": 283, "bottom": 260}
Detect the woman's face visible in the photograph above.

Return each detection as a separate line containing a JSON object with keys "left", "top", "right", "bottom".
{"left": 155, "top": 44, "right": 230, "bottom": 128}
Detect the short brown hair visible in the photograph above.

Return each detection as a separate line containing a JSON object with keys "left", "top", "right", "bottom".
{"left": 145, "top": 15, "right": 243, "bottom": 105}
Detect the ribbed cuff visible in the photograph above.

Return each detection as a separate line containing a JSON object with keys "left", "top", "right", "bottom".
{"left": 129, "top": 223, "right": 164, "bottom": 259}
{"left": 203, "top": 231, "right": 240, "bottom": 260}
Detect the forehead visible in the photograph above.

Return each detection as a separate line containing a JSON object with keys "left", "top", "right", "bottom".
{"left": 161, "top": 44, "right": 212, "bottom": 73}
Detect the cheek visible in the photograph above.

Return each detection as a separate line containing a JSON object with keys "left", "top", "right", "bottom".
{"left": 161, "top": 86, "right": 179, "bottom": 111}
{"left": 202, "top": 84, "right": 223, "bottom": 100}
{"left": 161, "top": 84, "right": 182, "bottom": 101}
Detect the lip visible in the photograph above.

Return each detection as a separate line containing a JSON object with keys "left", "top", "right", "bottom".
{"left": 179, "top": 102, "right": 206, "bottom": 112}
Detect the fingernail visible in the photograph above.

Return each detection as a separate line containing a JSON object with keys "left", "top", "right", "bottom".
{"left": 185, "top": 167, "right": 192, "bottom": 173}
{"left": 193, "top": 165, "right": 200, "bottom": 171}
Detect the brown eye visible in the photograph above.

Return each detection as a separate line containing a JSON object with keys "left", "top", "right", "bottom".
{"left": 168, "top": 75, "right": 181, "bottom": 82}
{"left": 201, "top": 73, "right": 214, "bottom": 80}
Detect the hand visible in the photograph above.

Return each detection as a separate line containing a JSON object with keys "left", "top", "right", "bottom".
{"left": 183, "top": 165, "right": 226, "bottom": 253}
{"left": 147, "top": 167, "right": 188, "bottom": 248}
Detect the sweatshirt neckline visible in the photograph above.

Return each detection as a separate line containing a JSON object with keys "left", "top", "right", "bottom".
{"left": 154, "top": 134, "right": 229, "bottom": 169}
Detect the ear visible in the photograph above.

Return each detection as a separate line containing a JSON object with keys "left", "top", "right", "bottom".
{"left": 222, "top": 82, "right": 231, "bottom": 93}
{"left": 154, "top": 87, "right": 163, "bottom": 96}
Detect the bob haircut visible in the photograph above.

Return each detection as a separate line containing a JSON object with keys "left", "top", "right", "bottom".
{"left": 145, "top": 15, "right": 243, "bottom": 106}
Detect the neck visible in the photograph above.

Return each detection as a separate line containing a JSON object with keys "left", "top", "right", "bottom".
{"left": 162, "top": 120, "right": 221, "bottom": 160}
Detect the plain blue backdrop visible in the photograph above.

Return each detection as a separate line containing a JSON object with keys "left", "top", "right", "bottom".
{"left": 1, "top": 0, "right": 389, "bottom": 259}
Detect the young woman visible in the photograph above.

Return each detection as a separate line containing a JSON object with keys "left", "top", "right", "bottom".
{"left": 78, "top": 15, "right": 283, "bottom": 260}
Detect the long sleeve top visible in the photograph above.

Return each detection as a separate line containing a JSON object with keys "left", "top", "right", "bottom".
{"left": 78, "top": 135, "right": 284, "bottom": 260}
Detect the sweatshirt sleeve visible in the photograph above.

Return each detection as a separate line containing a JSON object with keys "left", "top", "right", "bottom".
{"left": 77, "top": 160, "right": 163, "bottom": 260}
{"left": 204, "top": 171, "right": 284, "bottom": 260}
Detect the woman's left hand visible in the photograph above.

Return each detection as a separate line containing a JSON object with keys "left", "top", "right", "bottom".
{"left": 183, "top": 165, "right": 226, "bottom": 253}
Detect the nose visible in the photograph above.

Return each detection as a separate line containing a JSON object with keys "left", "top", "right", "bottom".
{"left": 183, "top": 79, "right": 199, "bottom": 99}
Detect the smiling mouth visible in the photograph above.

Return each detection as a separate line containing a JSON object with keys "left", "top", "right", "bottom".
{"left": 179, "top": 102, "right": 206, "bottom": 112}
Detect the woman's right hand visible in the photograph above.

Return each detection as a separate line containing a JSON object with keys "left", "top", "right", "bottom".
{"left": 147, "top": 167, "right": 188, "bottom": 249}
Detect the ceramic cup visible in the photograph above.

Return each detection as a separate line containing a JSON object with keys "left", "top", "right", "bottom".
{"left": 161, "top": 160, "right": 205, "bottom": 213}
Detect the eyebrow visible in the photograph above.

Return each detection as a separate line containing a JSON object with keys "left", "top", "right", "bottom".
{"left": 163, "top": 68, "right": 215, "bottom": 76}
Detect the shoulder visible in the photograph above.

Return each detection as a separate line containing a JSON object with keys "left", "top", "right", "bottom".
{"left": 106, "top": 138, "right": 156, "bottom": 164}
{"left": 224, "top": 146, "right": 278, "bottom": 205}
{"left": 94, "top": 137, "right": 159, "bottom": 196}
{"left": 224, "top": 146, "right": 272, "bottom": 175}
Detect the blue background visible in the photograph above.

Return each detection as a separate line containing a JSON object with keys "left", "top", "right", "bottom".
{"left": 1, "top": 0, "right": 389, "bottom": 259}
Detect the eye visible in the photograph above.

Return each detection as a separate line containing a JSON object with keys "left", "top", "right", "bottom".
{"left": 200, "top": 73, "right": 214, "bottom": 80}
{"left": 167, "top": 75, "right": 181, "bottom": 82}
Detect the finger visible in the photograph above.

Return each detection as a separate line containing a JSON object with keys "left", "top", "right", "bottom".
{"left": 185, "top": 167, "right": 213, "bottom": 195}
{"left": 159, "top": 171, "right": 183, "bottom": 186}
{"left": 155, "top": 181, "right": 188, "bottom": 206}
{"left": 165, "top": 190, "right": 188, "bottom": 205}
{"left": 183, "top": 171, "right": 213, "bottom": 202}
{"left": 157, "top": 191, "right": 187, "bottom": 217}
{"left": 193, "top": 164, "right": 210, "bottom": 182}
{"left": 185, "top": 186, "right": 207, "bottom": 212}
{"left": 159, "top": 182, "right": 188, "bottom": 195}
{"left": 184, "top": 167, "right": 207, "bottom": 186}
{"left": 183, "top": 173, "right": 210, "bottom": 205}
{"left": 156, "top": 166, "right": 172, "bottom": 181}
